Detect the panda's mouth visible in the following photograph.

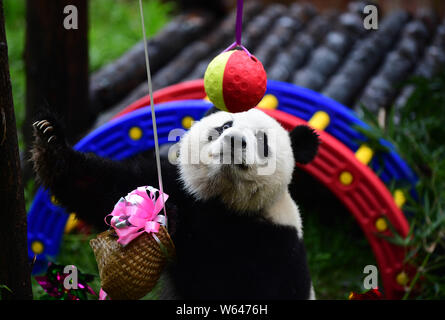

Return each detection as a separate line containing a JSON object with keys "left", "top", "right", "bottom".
{"left": 220, "top": 161, "right": 250, "bottom": 171}
{"left": 209, "top": 150, "right": 248, "bottom": 168}
{"left": 209, "top": 150, "right": 270, "bottom": 173}
{"left": 224, "top": 157, "right": 250, "bottom": 171}
{"left": 218, "top": 164, "right": 250, "bottom": 177}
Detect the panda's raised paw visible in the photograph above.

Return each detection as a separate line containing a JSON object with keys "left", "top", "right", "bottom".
{"left": 33, "top": 119, "right": 59, "bottom": 145}
{"left": 31, "top": 117, "right": 70, "bottom": 188}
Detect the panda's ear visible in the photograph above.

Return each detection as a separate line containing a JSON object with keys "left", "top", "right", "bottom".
{"left": 289, "top": 125, "right": 320, "bottom": 164}
{"left": 204, "top": 106, "right": 221, "bottom": 118}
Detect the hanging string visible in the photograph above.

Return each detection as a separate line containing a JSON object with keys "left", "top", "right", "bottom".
{"left": 223, "top": 0, "right": 251, "bottom": 57}
{"left": 138, "top": 0, "right": 168, "bottom": 228}
{"left": 235, "top": 0, "right": 243, "bottom": 45}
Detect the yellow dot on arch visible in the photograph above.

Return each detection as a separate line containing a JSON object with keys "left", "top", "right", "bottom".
{"left": 129, "top": 127, "right": 143, "bottom": 140}
{"left": 375, "top": 217, "right": 388, "bottom": 232}
{"left": 64, "top": 213, "right": 78, "bottom": 234}
{"left": 31, "top": 241, "right": 44, "bottom": 254}
{"left": 339, "top": 171, "right": 354, "bottom": 186}
{"left": 355, "top": 144, "right": 374, "bottom": 165}
{"left": 394, "top": 189, "right": 406, "bottom": 208}
{"left": 51, "top": 195, "right": 60, "bottom": 206}
{"left": 396, "top": 271, "right": 409, "bottom": 286}
{"left": 182, "top": 116, "right": 195, "bottom": 129}
{"left": 308, "top": 111, "right": 330, "bottom": 131}
{"left": 257, "top": 94, "right": 278, "bottom": 109}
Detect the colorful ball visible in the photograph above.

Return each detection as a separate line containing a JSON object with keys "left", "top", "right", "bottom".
{"left": 204, "top": 50, "right": 267, "bottom": 113}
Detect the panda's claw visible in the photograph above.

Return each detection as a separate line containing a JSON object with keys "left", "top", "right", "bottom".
{"left": 37, "top": 121, "right": 46, "bottom": 130}
{"left": 39, "top": 120, "right": 50, "bottom": 130}
{"left": 47, "top": 135, "right": 57, "bottom": 144}
{"left": 43, "top": 126, "right": 54, "bottom": 135}
{"left": 33, "top": 119, "right": 64, "bottom": 147}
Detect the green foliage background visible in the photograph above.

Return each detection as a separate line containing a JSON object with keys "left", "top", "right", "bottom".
{"left": 359, "top": 74, "right": 445, "bottom": 299}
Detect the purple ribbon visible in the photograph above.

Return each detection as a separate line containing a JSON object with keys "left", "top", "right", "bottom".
{"left": 235, "top": 0, "right": 243, "bottom": 45}
{"left": 223, "top": 0, "right": 251, "bottom": 57}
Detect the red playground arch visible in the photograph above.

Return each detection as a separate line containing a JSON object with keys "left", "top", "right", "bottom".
{"left": 262, "top": 108, "right": 410, "bottom": 299}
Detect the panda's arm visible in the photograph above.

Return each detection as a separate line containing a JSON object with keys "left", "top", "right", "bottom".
{"left": 31, "top": 119, "right": 180, "bottom": 230}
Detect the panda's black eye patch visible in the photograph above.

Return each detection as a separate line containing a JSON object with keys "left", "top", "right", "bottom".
{"left": 216, "top": 121, "right": 233, "bottom": 134}
{"left": 208, "top": 121, "right": 233, "bottom": 141}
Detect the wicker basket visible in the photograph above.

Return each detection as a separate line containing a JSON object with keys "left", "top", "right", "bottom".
{"left": 90, "top": 226, "right": 175, "bottom": 300}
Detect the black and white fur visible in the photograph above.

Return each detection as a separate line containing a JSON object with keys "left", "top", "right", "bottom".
{"left": 31, "top": 107, "right": 319, "bottom": 300}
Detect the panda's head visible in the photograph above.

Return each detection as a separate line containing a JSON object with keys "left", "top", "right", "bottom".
{"left": 177, "top": 107, "right": 319, "bottom": 212}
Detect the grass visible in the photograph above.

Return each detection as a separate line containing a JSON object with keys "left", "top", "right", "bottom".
{"left": 3, "top": 0, "right": 26, "bottom": 149}
{"left": 358, "top": 72, "right": 445, "bottom": 299}
{"left": 88, "top": 0, "right": 175, "bottom": 72}
{"left": 303, "top": 206, "right": 377, "bottom": 299}
{"left": 292, "top": 171, "right": 377, "bottom": 299}
{"left": 30, "top": 233, "right": 103, "bottom": 300}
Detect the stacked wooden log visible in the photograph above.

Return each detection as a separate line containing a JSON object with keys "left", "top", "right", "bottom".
{"left": 394, "top": 15, "right": 445, "bottom": 122}
{"left": 91, "top": 1, "right": 445, "bottom": 128}
{"left": 323, "top": 10, "right": 410, "bottom": 107}
{"left": 354, "top": 11, "right": 435, "bottom": 113}
{"left": 89, "top": 10, "right": 216, "bottom": 114}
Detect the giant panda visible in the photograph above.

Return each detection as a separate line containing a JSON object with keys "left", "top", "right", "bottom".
{"left": 31, "top": 106, "right": 319, "bottom": 300}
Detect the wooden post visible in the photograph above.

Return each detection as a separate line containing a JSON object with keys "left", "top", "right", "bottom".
{"left": 0, "top": 0, "right": 33, "bottom": 300}
{"left": 24, "top": 0, "right": 89, "bottom": 147}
